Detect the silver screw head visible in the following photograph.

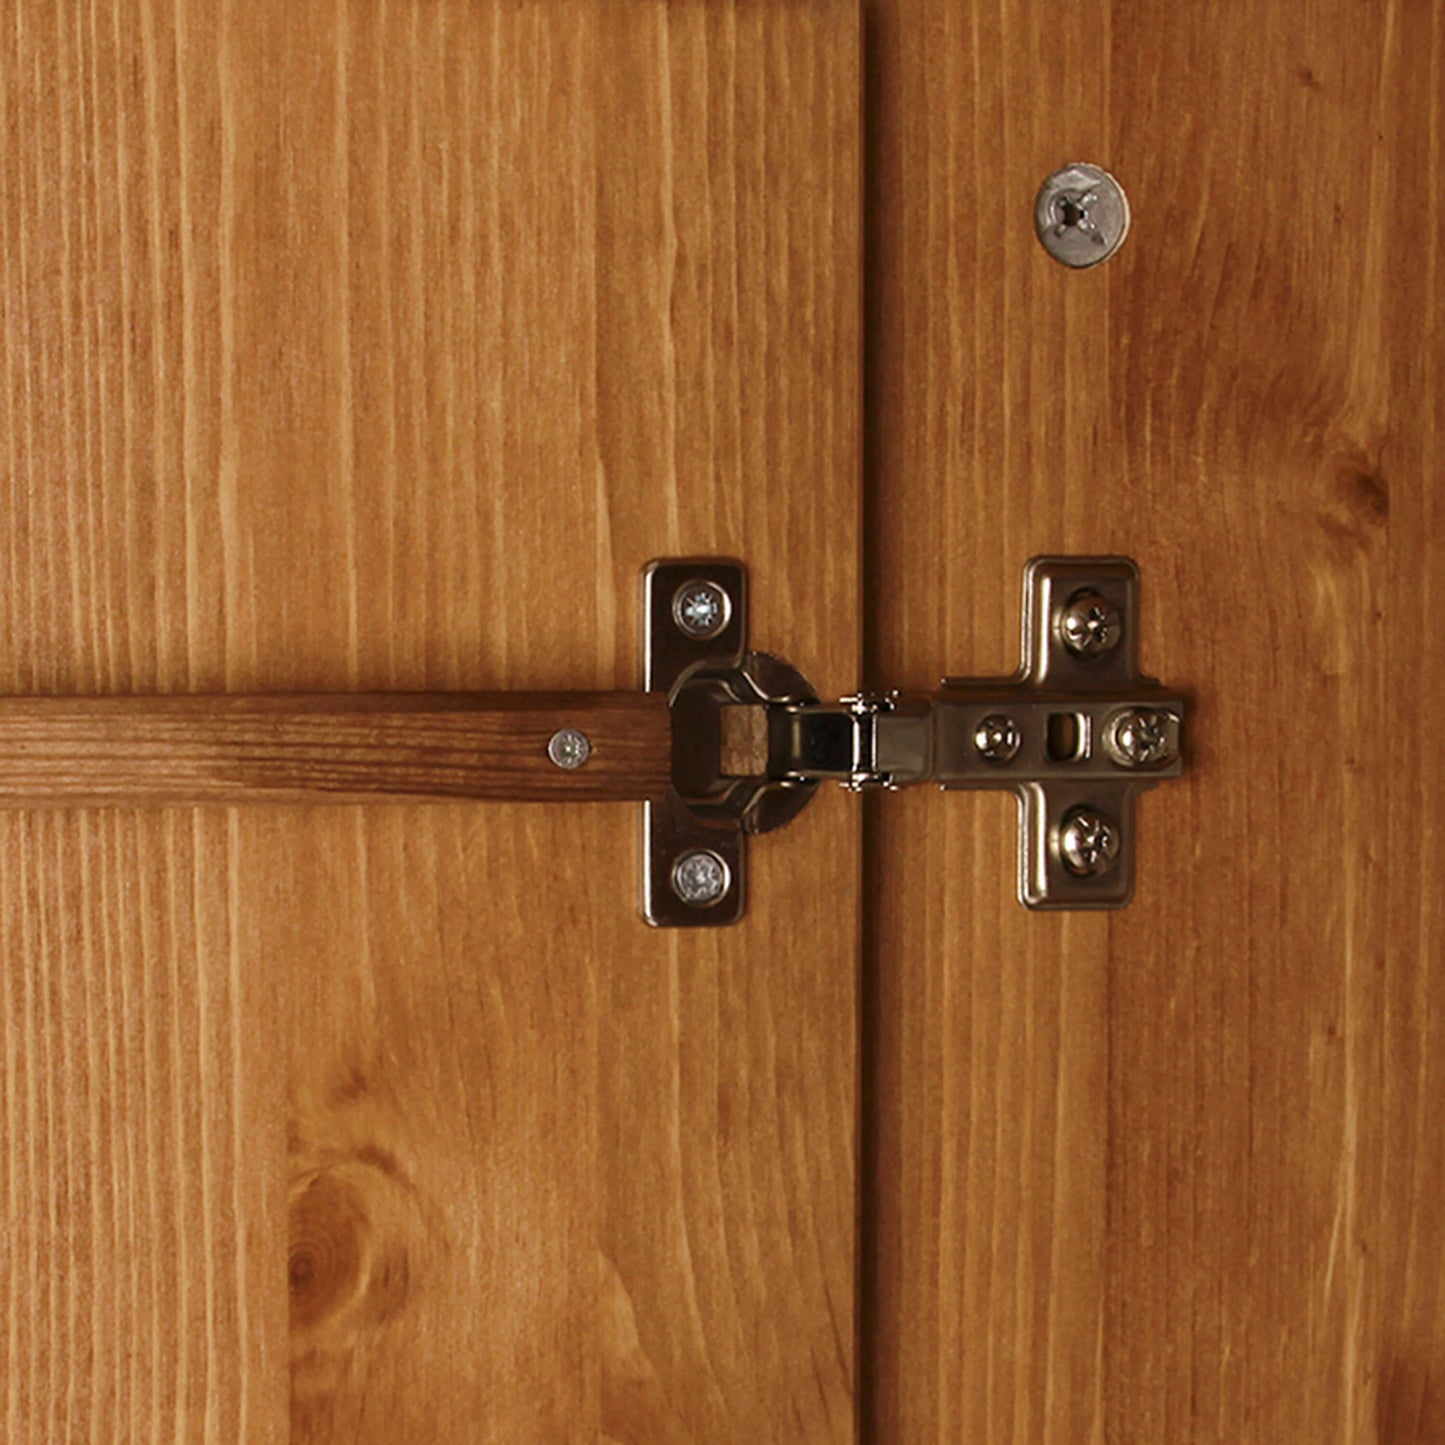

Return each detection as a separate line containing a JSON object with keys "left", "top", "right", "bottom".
{"left": 1059, "top": 590, "right": 1123, "bottom": 658}
{"left": 1035, "top": 163, "right": 1131, "bottom": 269}
{"left": 547, "top": 727, "right": 592, "bottom": 770}
{"left": 1057, "top": 807, "right": 1122, "bottom": 878}
{"left": 671, "top": 849, "right": 730, "bottom": 907}
{"left": 1103, "top": 707, "right": 1178, "bottom": 768}
{"left": 974, "top": 714, "right": 1021, "bottom": 764}
{"left": 671, "top": 580, "right": 731, "bottom": 640}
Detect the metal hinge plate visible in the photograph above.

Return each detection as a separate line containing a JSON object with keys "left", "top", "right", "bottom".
{"left": 641, "top": 556, "right": 1186, "bottom": 926}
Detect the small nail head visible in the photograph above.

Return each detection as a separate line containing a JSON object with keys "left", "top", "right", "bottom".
{"left": 547, "top": 727, "right": 592, "bottom": 770}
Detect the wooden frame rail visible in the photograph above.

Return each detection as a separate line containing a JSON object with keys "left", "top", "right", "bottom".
{"left": 0, "top": 693, "right": 671, "bottom": 807}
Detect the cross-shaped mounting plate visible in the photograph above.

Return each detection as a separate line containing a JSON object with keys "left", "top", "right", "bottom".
{"left": 926, "top": 557, "right": 1185, "bottom": 908}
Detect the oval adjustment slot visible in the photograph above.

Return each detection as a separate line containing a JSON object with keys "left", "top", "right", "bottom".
{"left": 1046, "top": 712, "right": 1088, "bottom": 763}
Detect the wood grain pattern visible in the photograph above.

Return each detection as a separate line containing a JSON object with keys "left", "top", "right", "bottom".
{"left": 0, "top": 809, "right": 288, "bottom": 1442}
{"left": 0, "top": 1, "right": 860, "bottom": 1441}
{"left": 0, "top": 692, "right": 671, "bottom": 805}
{"left": 862, "top": 0, "right": 1445, "bottom": 1440}
{"left": 2, "top": 4, "right": 293, "bottom": 1440}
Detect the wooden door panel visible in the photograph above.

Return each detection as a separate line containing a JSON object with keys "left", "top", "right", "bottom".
{"left": 1, "top": 2, "right": 860, "bottom": 1440}
{"left": 865, "top": 1, "right": 1443, "bottom": 1440}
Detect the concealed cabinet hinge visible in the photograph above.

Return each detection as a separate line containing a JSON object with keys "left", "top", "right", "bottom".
{"left": 642, "top": 557, "right": 1186, "bottom": 926}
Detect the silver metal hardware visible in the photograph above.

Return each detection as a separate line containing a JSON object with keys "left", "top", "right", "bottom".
{"left": 1058, "top": 806, "right": 1122, "bottom": 877}
{"left": 671, "top": 850, "right": 730, "bottom": 907}
{"left": 835, "top": 693, "right": 904, "bottom": 791}
{"left": 1059, "top": 589, "right": 1122, "bottom": 657}
{"left": 974, "top": 714, "right": 1021, "bottom": 764}
{"left": 1035, "top": 163, "right": 1130, "bottom": 269}
{"left": 641, "top": 556, "right": 1186, "bottom": 925}
{"left": 671, "top": 579, "right": 731, "bottom": 640}
{"left": 546, "top": 727, "right": 591, "bottom": 770}
{"left": 640, "top": 560, "right": 813, "bottom": 928}
{"left": 1102, "top": 707, "right": 1179, "bottom": 769}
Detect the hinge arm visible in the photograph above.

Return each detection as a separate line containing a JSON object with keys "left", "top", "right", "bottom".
{"left": 771, "top": 687, "right": 1182, "bottom": 792}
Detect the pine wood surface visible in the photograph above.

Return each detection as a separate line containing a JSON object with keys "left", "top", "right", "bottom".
{"left": 0, "top": 693, "right": 671, "bottom": 806}
{"left": 0, "top": 3, "right": 860, "bottom": 1441}
{"left": 862, "top": 1, "right": 1444, "bottom": 1441}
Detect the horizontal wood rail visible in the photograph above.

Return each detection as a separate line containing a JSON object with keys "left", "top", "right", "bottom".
{"left": 0, "top": 693, "right": 672, "bottom": 808}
